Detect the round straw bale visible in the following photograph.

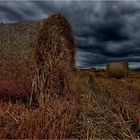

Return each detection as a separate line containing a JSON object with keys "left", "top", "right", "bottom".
{"left": 107, "top": 60, "right": 129, "bottom": 78}
{"left": 32, "top": 13, "right": 76, "bottom": 100}
{"left": 0, "top": 13, "right": 76, "bottom": 102}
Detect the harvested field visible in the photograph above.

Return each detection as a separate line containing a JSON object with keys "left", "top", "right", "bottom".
{"left": 97, "top": 76, "right": 140, "bottom": 125}
{"left": 0, "top": 69, "right": 140, "bottom": 138}
{"left": 77, "top": 71, "right": 140, "bottom": 139}
{"left": 0, "top": 14, "right": 140, "bottom": 139}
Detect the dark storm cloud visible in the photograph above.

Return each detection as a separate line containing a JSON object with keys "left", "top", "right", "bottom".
{"left": 0, "top": 1, "right": 140, "bottom": 69}
{"left": 0, "top": 5, "right": 23, "bottom": 21}
{"left": 74, "top": 1, "right": 140, "bottom": 69}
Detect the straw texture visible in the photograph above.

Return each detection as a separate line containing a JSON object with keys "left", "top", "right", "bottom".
{"left": 32, "top": 13, "right": 76, "bottom": 102}
{"left": 107, "top": 60, "right": 129, "bottom": 78}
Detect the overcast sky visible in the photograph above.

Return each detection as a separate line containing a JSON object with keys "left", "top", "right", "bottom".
{"left": 0, "top": 1, "right": 140, "bottom": 69}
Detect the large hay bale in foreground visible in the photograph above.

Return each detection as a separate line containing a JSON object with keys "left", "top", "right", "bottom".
{"left": 0, "top": 13, "right": 75, "bottom": 101}
{"left": 32, "top": 13, "right": 75, "bottom": 101}
{"left": 107, "top": 61, "right": 129, "bottom": 78}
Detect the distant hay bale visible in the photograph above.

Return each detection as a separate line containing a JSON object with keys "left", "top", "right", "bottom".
{"left": 107, "top": 60, "right": 129, "bottom": 78}
{"left": 32, "top": 13, "right": 76, "bottom": 101}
